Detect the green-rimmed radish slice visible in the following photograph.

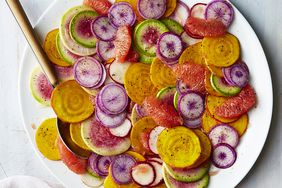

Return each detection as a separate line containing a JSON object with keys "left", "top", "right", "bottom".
{"left": 81, "top": 116, "right": 131, "bottom": 156}
{"left": 173, "top": 91, "right": 179, "bottom": 110}
{"left": 163, "top": 166, "right": 210, "bottom": 188}
{"left": 56, "top": 33, "right": 80, "bottom": 65}
{"left": 30, "top": 67, "right": 53, "bottom": 106}
{"left": 81, "top": 172, "right": 104, "bottom": 188}
{"left": 70, "top": 10, "right": 98, "bottom": 48}
{"left": 140, "top": 53, "right": 154, "bottom": 64}
{"left": 164, "top": 161, "right": 210, "bottom": 183}
{"left": 134, "top": 19, "right": 169, "bottom": 57}
{"left": 161, "top": 18, "right": 184, "bottom": 35}
{"left": 210, "top": 74, "right": 241, "bottom": 96}
{"left": 60, "top": 6, "right": 96, "bottom": 56}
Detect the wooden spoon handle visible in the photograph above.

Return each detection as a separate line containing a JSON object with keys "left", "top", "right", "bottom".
{"left": 6, "top": 0, "right": 58, "bottom": 87}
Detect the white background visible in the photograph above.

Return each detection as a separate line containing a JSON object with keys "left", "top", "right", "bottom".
{"left": 0, "top": 0, "right": 281, "bottom": 187}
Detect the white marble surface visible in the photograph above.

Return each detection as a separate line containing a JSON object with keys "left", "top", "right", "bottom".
{"left": 0, "top": 0, "right": 281, "bottom": 187}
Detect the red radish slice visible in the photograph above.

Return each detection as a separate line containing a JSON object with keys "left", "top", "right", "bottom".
{"left": 212, "top": 143, "right": 237, "bottom": 169}
{"left": 135, "top": 104, "right": 147, "bottom": 118}
{"left": 230, "top": 63, "right": 250, "bottom": 88}
{"left": 109, "top": 118, "right": 132, "bottom": 137}
{"left": 108, "top": 2, "right": 136, "bottom": 28}
{"left": 92, "top": 15, "right": 117, "bottom": 41}
{"left": 183, "top": 117, "right": 202, "bottom": 129}
{"left": 190, "top": 3, "right": 207, "bottom": 19}
{"left": 96, "top": 155, "right": 113, "bottom": 176}
{"left": 109, "top": 61, "right": 132, "bottom": 85}
{"left": 157, "top": 32, "right": 183, "bottom": 63}
{"left": 176, "top": 79, "right": 190, "bottom": 94}
{"left": 180, "top": 31, "right": 201, "bottom": 47}
{"left": 169, "top": 0, "right": 190, "bottom": 26}
{"left": 178, "top": 92, "right": 205, "bottom": 120}
{"left": 97, "top": 83, "right": 129, "bottom": 114}
{"left": 148, "top": 126, "right": 165, "bottom": 154}
{"left": 131, "top": 162, "right": 156, "bottom": 186}
{"left": 96, "top": 40, "right": 115, "bottom": 61}
{"left": 205, "top": 0, "right": 234, "bottom": 27}
{"left": 137, "top": 0, "right": 166, "bottom": 19}
{"left": 209, "top": 124, "right": 239, "bottom": 148}
{"left": 149, "top": 161, "right": 164, "bottom": 187}
{"left": 111, "top": 154, "right": 136, "bottom": 184}
{"left": 74, "top": 57, "right": 104, "bottom": 88}
{"left": 147, "top": 157, "right": 163, "bottom": 164}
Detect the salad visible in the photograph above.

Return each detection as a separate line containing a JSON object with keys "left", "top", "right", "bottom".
{"left": 30, "top": 0, "right": 257, "bottom": 187}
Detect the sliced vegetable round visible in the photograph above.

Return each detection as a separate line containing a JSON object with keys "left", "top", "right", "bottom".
{"left": 111, "top": 154, "right": 137, "bottom": 184}
{"left": 190, "top": 3, "right": 207, "bottom": 19}
{"left": 183, "top": 117, "right": 202, "bottom": 129}
{"left": 109, "top": 118, "right": 132, "bottom": 137}
{"left": 96, "top": 40, "right": 115, "bottom": 61}
{"left": 209, "top": 124, "right": 239, "bottom": 148}
{"left": 148, "top": 126, "right": 165, "bottom": 154}
{"left": 161, "top": 18, "right": 184, "bottom": 35}
{"left": 149, "top": 161, "right": 163, "bottom": 186}
{"left": 109, "top": 61, "right": 132, "bottom": 85}
{"left": 97, "top": 83, "right": 128, "bottom": 114}
{"left": 212, "top": 143, "right": 237, "bottom": 169}
{"left": 74, "top": 57, "right": 104, "bottom": 88}
{"left": 97, "top": 155, "right": 113, "bottom": 176}
{"left": 222, "top": 66, "right": 236, "bottom": 86}
{"left": 70, "top": 10, "right": 98, "bottom": 48}
{"left": 205, "top": 0, "right": 234, "bottom": 27}
{"left": 131, "top": 162, "right": 156, "bottom": 186}
{"left": 210, "top": 74, "right": 241, "bottom": 96}
{"left": 230, "top": 63, "right": 250, "bottom": 88}
{"left": 81, "top": 172, "right": 103, "bottom": 188}
{"left": 176, "top": 79, "right": 189, "bottom": 94}
{"left": 92, "top": 15, "right": 117, "bottom": 41}
{"left": 169, "top": 0, "right": 190, "bottom": 26}
{"left": 157, "top": 32, "right": 183, "bottom": 63}
{"left": 178, "top": 92, "right": 205, "bottom": 120}
{"left": 108, "top": 2, "right": 136, "bottom": 28}
{"left": 136, "top": 104, "right": 147, "bottom": 118}
{"left": 137, "top": 0, "right": 166, "bottom": 19}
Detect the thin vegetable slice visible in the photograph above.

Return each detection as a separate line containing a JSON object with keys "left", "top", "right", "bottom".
{"left": 138, "top": 0, "right": 166, "bottom": 19}
{"left": 157, "top": 126, "right": 201, "bottom": 168}
{"left": 205, "top": 70, "right": 225, "bottom": 97}
{"left": 229, "top": 114, "right": 248, "bottom": 136}
{"left": 212, "top": 143, "right": 237, "bottom": 169}
{"left": 169, "top": 0, "right": 190, "bottom": 26}
{"left": 201, "top": 111, "right": 220, "bottom": 134}
{"left": 163, "top": 0, "right": 177, "bottom": 17}
{"left": 131, "top": 162, "right": 156, "bottom": 186}
{"left": 108, "top": 2, "right": 136, "bottom": 28}
{"left": 70, "top": 123, "right": 91, "bottom": 151}
{"left": 179, "top": 42, "right": 205, "bottom": 65}
{"left": 115, "top": 0, "right": 144, "bottom": 22}
{"left": 209, "top": 124, "right": 239, "bottom": 148}
{"left": 51, "top": 80, "right": 94, "bottom": 123}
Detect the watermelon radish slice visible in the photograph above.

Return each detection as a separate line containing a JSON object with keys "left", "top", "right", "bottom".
{"left": 97, "top": 83, "right": 129, "bottom": 114}
{"left": 70, "top": 10, "right": 98, "bottom": 48}
{"left": 164, "top": 161, "right": 210, "bottom": 183}
{"left": 190, "top": 3, "right": 207, "bottom": 19}
{"left": 109, "top": 118, "right": 132, "bottom": 137}
{"left": 60, "top": 6, "right": 96, "bottom": 56}
{"left": 178, "top": 92, "right": 205, "bottom": 120}
{"left": 56, "top": 33, "right": 80, "bottom": 65}
{"left": 131, "top": 162, "right": 156, "bottom": 186}
{"left": 74, "top": 57, "right": 104, "bottom": 88}
{"left": 149, "top": 161, "right": 163, "bottom": 187}
{"left": 109, "top": 61, "right": 132, "bottom": 85}
{"left": 81, "top": 117, "right": 131, "bottom": 156}
{"left": 108, "top": 2, "right": 136, "bottom": 28}
{"left": 138, "top": 0, "right": 166, "bottom": 19}
{"left": 212, "top": 143, "right": 237, "bottom": 169}
{"left": 96, "top": 40, "right": 115, "bottom": 61}
{"left": 183, "top": 117, "right": 202, "bottom": 129}
{"left": 169, "top": 0, "right": 190, "bottom": 26}
{"left": 205, "top": 0, "right": 234, "bottom": 27}
{"left": 92, "top": 16, "right": 117, "bottom": 41}
{"left": 81, "top": 172, "right": 104, "bottom": 188}
{"left": 157, "top": 32, "right": 183, "bottom": 64}
{"left": 111, "top": 154, "right": 137, "bottom": 184}
{"left": 30, "top": 67, "right": 53, "bottom": 106}
{"left": 208, "top": 124, "right": 239, "bottom": 148}
{"left": 176, "top": 79, "right": 190, "bottom": 94}
{"left": 156, "top": 86, "right": 177, "bottom": 106}
{"left": 148, "top": 126, "right": 165, "bottom": 154}
{"left": 53, "top": 65, "right": 74, "bottom": 83}
{"left": 161, "top": 18, "right": 184, "bottom": 35}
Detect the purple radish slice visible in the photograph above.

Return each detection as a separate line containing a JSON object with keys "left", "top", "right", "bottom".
{"left": 149, "top": 161, "right": 163, "bottom": 187}
{"left": 230, "top": 63, "right": 250, "bottom": 88}
{"left": 178, "top": 91, "right": 205, "bottom": 120}
{"left": 148, "top": 126, "right": 165, "bottom": 154}
{"left": 137, "top": 0, "right": 166, "bottom": 19}
{"left": 131, "top": 162, "right": 156, "bottom": 186}
{"left": 53, "top": 65, "right": 74, "bottom": 82}
{"left": 180, "top": 31, "right": 201, "bottom": 47}
{"left": 96, "top": 155, "right": 114, "bottom": 176}
{"left": 222, "top": 66, "right": 236, "bottom": 86}
{"left": 90, "top": 63, "right": 107, "bottom": 89}
{"left": 108, "top": 2, "right": 136, "bottom": 28}
{"left": 190, "top": 3, "right": 207, "bottom": 19}
{"left": 91, "top": 53, "right": 103, "bottom": 63}
{"left": 205, "top": 0, "right": 234, "bottom": 27}
{"left": 135, "top": 104, "right": 147, "bottom": 118}
{"left": 97, "top": 83, "right": 129, "bottom": 114}
{"left": 96, "top": 40, "right": 115, "bottom": 61}
{"left": 169, "top": 0, "right": 190, "bottom": 26}
{"left": 88, "top": 153, "right": 101, "bottom": 177}
{"left": 183, "top": 117, "right": 202, "bottom": 129}
{"left": 109, "top": 118, "right": 132, "bottom": 137}
{"left": 176, "top": 79, "right": 190, "bottom": 94}
{"left": 209, "top": 124, "right": 239, "bottom": 148}
{"left": 109, "top": 61, "right": 132, "bottom": 85}
{"left": 111, "top": 154, "right": 137, "bottom": 184}
{"left": 95, "top": 105, "right": 127, "bottom": 128}
{"left": 92, "top": 15, "right": 117, "bottom": 41}
{"left": 74, "top": 57, "right": 103, "bottom": 88}
{"left": 212, "top": 143, "right": 237, "bottom": 169}
{"left": 157, "top": 32, "right": 183, "bottom": 63}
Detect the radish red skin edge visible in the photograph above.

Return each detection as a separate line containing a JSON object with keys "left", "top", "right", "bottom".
{"left": 108, "top": 2, "right": 136, "bottom": 28}
{"left": 138, "top": 0, "right": 166, "bottom": 19}
{"left": 131, "top": 162, "right": 156, "bottom": 187}
{"left": 212, "top": 143, "right": 237, "bottom": 169}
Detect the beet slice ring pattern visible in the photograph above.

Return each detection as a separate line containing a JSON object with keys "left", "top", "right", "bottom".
{"left": 108, "top": 2, "right": 136, "bottom": 28}
{"left": 138, "top": 0, "right": 166, "bottom": 19}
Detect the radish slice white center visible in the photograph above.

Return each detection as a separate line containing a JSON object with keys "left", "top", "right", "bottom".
{"left": 109, "top": 118, "right": 132, "bottom": 137}
{"left": 109, "top": 61, "right": 132, "bottom": 84}
{"left": 149, "top": 126, "right": 165, "bottom": 154}
{"left": 149, "top": 161, "right": 163, "bottom": 186}
{"left": 131, "top": 163, "right": 155, "bottom": 186}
